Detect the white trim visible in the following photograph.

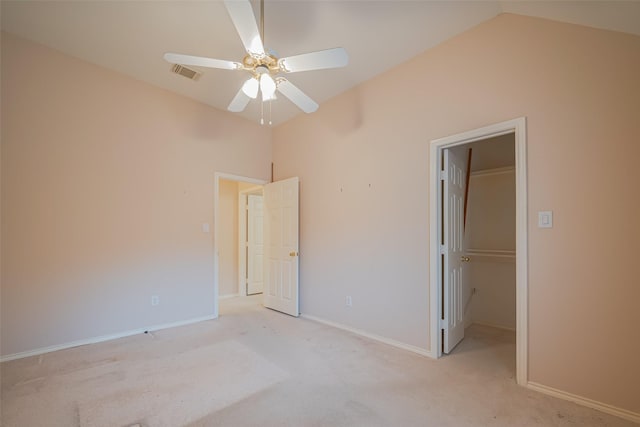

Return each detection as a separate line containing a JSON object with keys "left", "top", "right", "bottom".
{"left": 218, "top": 293, "right": 240, "bottom": 300}
{"left": 301, "top": 314, "right": 432, "bottom": 358}
{"left": 214, "top": 172, "right": 268, "bottom": 318}
{"left": 527, "top": 382, "right": 640, "bottom": 424}
{"left": 429, "top": 117, "right": 528, "bottom": 385}
{"left": 240, "top": 185, "right": 264, "bottom": 195}
{"left": 514, "top": 118, "right": 528, "bottom": 386}
{"left": 470, "top": 166, "right": 515, "bottom": 177}
{"left": 429, "top": 139, "right": 441, "bottom": 360}
{"left": 0, "top": 314, "right": 215, "bottom": 363}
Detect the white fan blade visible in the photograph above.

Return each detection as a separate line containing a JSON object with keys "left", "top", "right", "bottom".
{"left": 224, "top": 0, "right": 265, "bottom": 56}
{"left": 164, "top": 53, "right": 240, "bottom": 70}
{"left": 228, "top": 87, "right": 251, "bottom": 112}
{"left": 276, "top": 78, "right": 318, "bottom": 113}
{"left": 279, "top": 48, "right": 348, "bottom": 73}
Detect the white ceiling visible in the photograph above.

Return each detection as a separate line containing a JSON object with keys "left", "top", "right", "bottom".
{"left": 2, "top": 1, "right": 639, "bottom": 126}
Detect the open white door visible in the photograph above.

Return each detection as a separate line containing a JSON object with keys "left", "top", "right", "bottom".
{"left": 247, "top": 194, "right": 264, "bottom": 295}
{"left": 263, "top": 177, "right": 299, "bottom": 316}
{"left": 443, "top": 149, "right": 466, "bottom": 353}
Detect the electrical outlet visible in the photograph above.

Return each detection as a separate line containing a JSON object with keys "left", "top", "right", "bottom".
{"left": 151, "top": 295, "right": 160, "bottom": 306}
{"left": 346, "top": 296, "right": 352, "bottom": 307}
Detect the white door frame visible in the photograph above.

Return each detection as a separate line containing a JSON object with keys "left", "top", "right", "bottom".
{"left": 238, "top": 186, "right": 264, "bottom": 296}
{"left": 214, "top": 172, "right": 268, "bottom": 318}
{"left": 429, "top": 117, "right": 528, "bottom": 385}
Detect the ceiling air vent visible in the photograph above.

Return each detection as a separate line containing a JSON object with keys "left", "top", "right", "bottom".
{"left": 171, "top": 64, "right": 201, "bottom": 81}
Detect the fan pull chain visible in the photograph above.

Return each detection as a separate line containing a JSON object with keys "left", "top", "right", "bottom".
{"left": 260, "top": 98, "right": 264, "bottom": 125}
{"left": 269, "top": 99, "right": 272, "bottom": 126}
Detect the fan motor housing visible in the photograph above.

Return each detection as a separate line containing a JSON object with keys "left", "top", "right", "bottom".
{"left": 243, "top": 54, "right": 279, "bottom": 74}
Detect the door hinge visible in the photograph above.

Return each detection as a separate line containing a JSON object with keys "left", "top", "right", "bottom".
{"left": 440, "top": 245, "right": 446, "bottom": 254}
{"left": 439, "top": 170, "right": 446, "bottom": 181}
{"left": 439, "top": 319, "right": 448, "bottom": 330}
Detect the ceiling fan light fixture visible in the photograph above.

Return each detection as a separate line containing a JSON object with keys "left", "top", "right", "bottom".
{"left": 260, "top": 73, "right": 276, "bottom": 101}
{"left": 165, "top": 0, "right": 348, "bottom": 119}
{"left": 241, "top": 77, "right": 259, "bottom": 99}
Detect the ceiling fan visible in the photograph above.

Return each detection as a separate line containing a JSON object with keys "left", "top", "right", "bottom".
{"left": 164, "top": 0, "right": 348, "bottom": 122}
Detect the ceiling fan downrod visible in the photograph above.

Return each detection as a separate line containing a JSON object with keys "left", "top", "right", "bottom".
{"left": 260, "top": 0, "right": 265, "bottom": 47}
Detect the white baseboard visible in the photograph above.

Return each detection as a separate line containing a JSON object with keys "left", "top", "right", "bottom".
{"left": 218, "top": 293, "right": 240, "bottom": 300}
{"left": 300, "top": 313, "right": 432, "bottom": 359}
{"left": 0, "top": 314, "right": 217, "bottom": 363}
{"left": 527, "top": 382, "right": 640, "bottom": 424}
{"left": 299, "top": 315, "right": 638, "bottom": 423}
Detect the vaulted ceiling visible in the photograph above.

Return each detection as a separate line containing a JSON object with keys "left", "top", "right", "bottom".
{"left": 2, "top": 1, "right": 639, "bottom": 126}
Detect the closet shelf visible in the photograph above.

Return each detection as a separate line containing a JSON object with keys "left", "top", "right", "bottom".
{"left": 466, "top": 248, "right": 516, "bottom": 263}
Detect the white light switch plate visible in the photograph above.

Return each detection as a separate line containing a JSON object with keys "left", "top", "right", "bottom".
{"left": 202, "top": 223, "right": 210, "bottom": 233}
{"left": 538, "top": 211, "right": 553, "bottom": 228}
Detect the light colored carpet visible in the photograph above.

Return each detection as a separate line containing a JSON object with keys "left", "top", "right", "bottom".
{"left": 77, "top": 340, "right": 287, "bottom": 426}
{"left": 1, "top": 295, "right": 635, "bottom": 426}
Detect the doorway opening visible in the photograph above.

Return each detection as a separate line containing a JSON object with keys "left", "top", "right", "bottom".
{"left": 214, "top": 173, "right": 301, "bottom": 319}
{"left": 429, "top": 118, "right": 528, "bottom": 386}
{"left": 214, "top": 173, "right": 268, "bottom": 318}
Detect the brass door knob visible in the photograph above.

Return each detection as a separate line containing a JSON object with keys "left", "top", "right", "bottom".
{"left": 461, "top": 256, "right": 470, "bottom": 262}
{"left": 289, "top": 251, "right": 298, "bottom": 257}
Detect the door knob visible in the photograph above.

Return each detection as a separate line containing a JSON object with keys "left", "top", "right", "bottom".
{"left": 460, "top": 256, "right": 470, "bottom": 262}
{"left": 289, "top": 251, "right": 298, "bottom": 257}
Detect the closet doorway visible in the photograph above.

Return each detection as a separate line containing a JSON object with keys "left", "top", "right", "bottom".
{"left": 429, "top": 118, "right": 529, "bottom": 386}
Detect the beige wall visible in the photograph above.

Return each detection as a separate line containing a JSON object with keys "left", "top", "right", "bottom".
{"left": 218, "top": 180, "right": 239, "bottom": 297}
{"left": 466, "top": 170, "right": 516, "bottom": 252}
{"left": 465, "top": 169, "right": 516, "bottom": 330}
{"left": 273, "top": 14, "right": 640, "bottom": 414}
{"left": 467, "top": 134, "right": 515, "bottom": 172}
{"left": 0, "top": 33, "right": 271, "bottom": 356}
{"left": 238, "top": 182, "right": 261, "bottom": 193}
